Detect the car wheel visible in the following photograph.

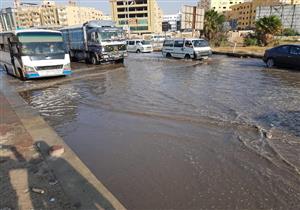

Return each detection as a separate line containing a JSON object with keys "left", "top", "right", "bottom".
{"left": 266, "top": 58, "right": 274, "bottom": 68}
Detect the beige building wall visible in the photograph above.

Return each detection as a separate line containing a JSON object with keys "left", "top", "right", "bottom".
{"left": 227, "top": 0, "right": 300, "bottom": 30}
{"left": 110, "top": 0, "right": 163, "bottom": 34}
{"left": 198, "top": 0, "right": 245, "bottom": 13}
{"left": 13, "top": 0, "right": 104, "bottom": 29}
{"left": 16, "top": 6, "right": 42, "bottom": 29}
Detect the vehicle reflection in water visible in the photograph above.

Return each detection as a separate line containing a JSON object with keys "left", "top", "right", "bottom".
{"left": 20, "top": 55, "right": 300, "bottom": 210}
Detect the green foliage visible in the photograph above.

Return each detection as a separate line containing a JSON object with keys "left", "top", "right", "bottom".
{"left": 203, "top": 10, "right": 226, "bottom": 45}
{"left": 244, "top": 37, "right": 258, "bottom": 46}
{"left": 255, "top": 15, "right": 282, "bottom": 46}
{"left": 282, "top": 28, "right": 299, "bottom": 36}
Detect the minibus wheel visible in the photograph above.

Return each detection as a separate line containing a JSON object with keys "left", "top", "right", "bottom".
{"left": 184, "top": 54, "right": 191, "bottom": 59}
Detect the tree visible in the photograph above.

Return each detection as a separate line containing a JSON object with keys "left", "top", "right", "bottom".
{"left": 203, "top": 10, "right": 226, "bottom": 45}
{"left": 255, "top": 15, "right": 282, "bottom": 46}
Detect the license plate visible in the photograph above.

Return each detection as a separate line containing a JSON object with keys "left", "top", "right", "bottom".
{"left": 39, "top": 70, "right": 62, "bottom": 76}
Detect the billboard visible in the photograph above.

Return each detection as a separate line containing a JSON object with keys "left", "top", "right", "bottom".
{"left": 181, "top": 5, "right": 204, "bottom": 31}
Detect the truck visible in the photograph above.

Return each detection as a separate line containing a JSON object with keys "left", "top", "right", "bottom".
{"left": 60, "top": 20, "right": 127, "bottom": 64}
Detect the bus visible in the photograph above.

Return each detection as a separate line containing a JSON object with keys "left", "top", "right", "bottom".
{"left": 0, "top": 29, "right": 72, "bottom": 80}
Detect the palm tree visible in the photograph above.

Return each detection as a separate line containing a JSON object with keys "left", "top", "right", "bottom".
{"left": 203, "top": 10, "right": 225, "bottom": 42}
{"left": 255, "top": 15, "right": 282, "bottom": 46}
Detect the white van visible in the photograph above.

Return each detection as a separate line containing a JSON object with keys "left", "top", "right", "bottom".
{"left": 126, "top": 39, "right": 153, "bottom": 53}
{"left": 162, "top": 38, "right": 212, "bottom": 60}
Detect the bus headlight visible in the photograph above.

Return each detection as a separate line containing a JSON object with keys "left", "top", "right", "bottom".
{"left": 63, "top": 63, "right": 71, "bottom": 70}
{"left": 24, "top": 66, "right": 36, "bottom": 73}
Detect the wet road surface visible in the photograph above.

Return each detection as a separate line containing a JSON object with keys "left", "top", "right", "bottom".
{"left": 4, "top": 53, "right": 300, "bottom": 209}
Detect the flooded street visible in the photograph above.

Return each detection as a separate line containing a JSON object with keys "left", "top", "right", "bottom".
{"left": 14, "top": 54, "right": 300, "bottom": 209}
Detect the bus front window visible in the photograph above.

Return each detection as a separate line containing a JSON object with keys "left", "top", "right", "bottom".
{"left": 18, "top": 32, "right": 66, "bottom": 56}
{"left": 20, "top": 42, "right": 65, "bottom": 56}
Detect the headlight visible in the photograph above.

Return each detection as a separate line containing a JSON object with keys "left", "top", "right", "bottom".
{"left": 64, "top": 63, "right": 71, "bottom": 70}
{"left": 24, "top": 65, "right": 35, "bottom": 73}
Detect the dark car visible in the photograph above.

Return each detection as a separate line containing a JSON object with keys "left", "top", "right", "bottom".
{"left": 263, "top": 44, "right": 300, "bottom": 69}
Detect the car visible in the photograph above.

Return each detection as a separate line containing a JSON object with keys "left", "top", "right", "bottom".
{"left": 263, "top": 44, "right": 300, "bottom": 69}
{"left": 126, "top": 40, "right": 153, "bottom": 53}
{"left": 162, "top": 38, "right": 212, "bottom": 60}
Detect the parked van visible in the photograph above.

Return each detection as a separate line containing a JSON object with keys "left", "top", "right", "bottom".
{"left": 127, "top": 40, "right": 153, "bottom": 53}
{"left": 162, "top": 38, "right": 212, "bottom": 60}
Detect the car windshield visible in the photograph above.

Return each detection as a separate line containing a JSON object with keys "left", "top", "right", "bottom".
{"left": 98, "top": 31, "right": 124, "bottom": 41}
{"left": 192, "top": 40, "right": 209, "bottom": 47}
{"left": 141, "top": 41, "right": 151, "bottom": 45}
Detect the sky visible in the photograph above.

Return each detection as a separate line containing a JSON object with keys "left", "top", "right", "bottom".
{"left": 0, "top": 0, "right": 199, "bottom": 15}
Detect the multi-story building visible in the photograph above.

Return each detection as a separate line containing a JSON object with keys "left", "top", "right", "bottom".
{"left": 110, "top": 0, "right": 163, "bottom": 34}
{"left": 198, "top": 0, "right": 245, "bottom": 13}
{"left": 0, "top": 0, "right": 104, "bottom": 31}
{"left": 227, "top": 0, "right": 300, "bottom": 30}
{"left": 163, "top": 13, "right": 181, "bottom": 32}
{"left": 0, "top": 7, "right": 17, "bottom": 31}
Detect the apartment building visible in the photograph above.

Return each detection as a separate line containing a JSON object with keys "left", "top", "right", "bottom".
{"left": 163, "top": 13, "right": 181, "bottom": 32}
{"left": 0, "top": 7, "right": 17, "bottom": 31}
{"left": 197, "top": 0, "right": 245, "bottom": 13}
{"left": 0, "top": 0, "right": 104, "bottom": 31}
{"left": 227, "top": 0, "right": 300, "bottom": 30}
{"left": 110, "top": 0, "right": 163, "bottom": 34}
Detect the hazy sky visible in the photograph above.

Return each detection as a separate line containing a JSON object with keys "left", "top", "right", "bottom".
{"left": 0, "top": 0, "right": 199, "bottom": 15}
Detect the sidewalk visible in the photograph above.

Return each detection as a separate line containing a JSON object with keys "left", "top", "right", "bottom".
{"left": 0, "top": 75, "right": 126, "bottom": 209}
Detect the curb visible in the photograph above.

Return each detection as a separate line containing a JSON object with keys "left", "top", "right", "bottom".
{"left": 212, "top": 51, "right": 263, "bottom": 59}
{"left": 0, "top": 75, "right": 126, "bottom": 210}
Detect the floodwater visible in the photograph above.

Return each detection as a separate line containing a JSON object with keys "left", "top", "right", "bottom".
{"left": 19, "top": 54, "right": 300, "bottom": 209}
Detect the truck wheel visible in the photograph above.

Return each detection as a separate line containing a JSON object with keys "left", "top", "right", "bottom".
{"left": 91, "top": 55, "right": 99, "bottom": 65}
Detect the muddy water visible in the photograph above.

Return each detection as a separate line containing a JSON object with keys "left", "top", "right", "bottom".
{"left": 20, "top": 54, "right": 300, "bottom": 209}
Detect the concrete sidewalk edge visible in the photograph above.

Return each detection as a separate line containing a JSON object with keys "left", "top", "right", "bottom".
{"left": 0, "top": 78, "right": 126, "bottom": 210}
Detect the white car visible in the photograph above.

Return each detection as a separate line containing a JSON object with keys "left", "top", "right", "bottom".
{"left": 127, "top": 40, "right": 153, "bottom": 53}
{"left": 162, "top": 38, "right": 212, "bottom": 60}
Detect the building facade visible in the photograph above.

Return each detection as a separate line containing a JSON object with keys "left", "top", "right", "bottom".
{"left": 198, "top": 0, "right": 245, "bottom": 13}
{"left": 227, "top": 0, "right": 300, "bottom": 30}
{"left": 110, "top": 0, "right": 163, "bottom": 34}
{"left": 0, "top": 0, "right": 104, "bottom": 31}
{"left": 0, "top": 8, "right": 17, "bottom": 31}
{"left": 163, "top": 13, "right": 181, "bottom": 32}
